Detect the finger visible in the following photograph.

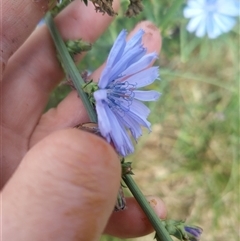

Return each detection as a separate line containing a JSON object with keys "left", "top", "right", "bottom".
{"left": 1, "top": 0, "right": 119, "bottom": 184}
{"left": 30, "top": 21, "right": 162, "bottom": 146}
{"left": 2, "top": 129, "right": 121, "bottom": 241}
{"left": 1, "top": 0, "right": 56, "bottom": 70}
{"left": 104, "top": 196, "right": 167, "bottom": 238}
{"left": 2, "top": 0, "right": 119, "bottom": 138}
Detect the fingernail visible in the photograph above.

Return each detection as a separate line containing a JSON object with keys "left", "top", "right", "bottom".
{"left": 146, "top": 195, "right": 167, "bottom": 219}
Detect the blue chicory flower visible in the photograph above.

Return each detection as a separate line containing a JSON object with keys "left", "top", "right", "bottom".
{"left": 93, "top": 29, "right": 160, "bottom": 157}
{"left": 183, "top": 0, "right": 240, "bottom": 39}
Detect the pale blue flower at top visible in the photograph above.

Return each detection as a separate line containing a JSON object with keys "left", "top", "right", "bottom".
{"left": 93, "top": 29, "right": 160, "bottom": 157}
{"left": 183, "top": 0, "right": 240, "bottom": 39}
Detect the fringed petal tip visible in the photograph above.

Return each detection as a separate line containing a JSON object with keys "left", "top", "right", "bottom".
{"left": 94, "top": 29, "right": 161, "bottom": 157}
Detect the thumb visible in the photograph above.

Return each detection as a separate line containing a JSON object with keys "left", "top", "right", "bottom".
{"left": 2, "top": 129, "right": 121, "bottom": 241}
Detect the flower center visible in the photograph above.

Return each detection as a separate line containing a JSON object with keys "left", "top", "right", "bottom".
{"left": 107, "top": 81, "right": 136, "bottom": 114}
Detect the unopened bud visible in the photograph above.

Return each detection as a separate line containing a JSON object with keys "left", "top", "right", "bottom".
{"left": 161, "top": 220, "right": 203, "bottom": 241}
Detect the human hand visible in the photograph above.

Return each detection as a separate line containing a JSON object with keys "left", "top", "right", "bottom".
{"left": 1, "top": 0, "right": 166, "bottom": 240}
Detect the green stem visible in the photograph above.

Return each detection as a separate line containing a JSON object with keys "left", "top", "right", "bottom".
{"left": 123, "top": 175, "right": 173, "bottom": 241}
{"left": 44, "top": 12, "right": 97, "bottom": 123}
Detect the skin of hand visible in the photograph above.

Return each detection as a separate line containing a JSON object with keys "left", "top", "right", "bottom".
{"left": 1, "top": 0, "right": 166, "bottom": 240}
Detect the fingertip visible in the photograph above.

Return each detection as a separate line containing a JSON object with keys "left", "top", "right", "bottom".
{"left": 146, "top": 195, "right": 167, "bottom": 220}
{"left": 129, "top": 21, "right": 162, "bottom": 54}
{"left": 104, "top": 196, "right": 167, "bottom": 238}
{"left": 3, "top": 128, "right": 121, "bottom": 240}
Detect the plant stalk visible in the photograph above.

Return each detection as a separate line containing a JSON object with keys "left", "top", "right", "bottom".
{"left": 123, "top": 174, "right": 173, "bottom": 241}
{"left": 44, "top": 12, "right": 97, "bottom": 123}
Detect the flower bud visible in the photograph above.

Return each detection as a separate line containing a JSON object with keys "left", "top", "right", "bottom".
{"left": 184, "top": 225, "right": 203, "bottom": 241}
{"left": 162, "top": 220, "right": 203, "bottom": 241}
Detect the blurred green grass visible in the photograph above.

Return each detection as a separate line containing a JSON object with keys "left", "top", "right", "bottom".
{"left": 47, "top": 1, "right": 239, "bottom": 240}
